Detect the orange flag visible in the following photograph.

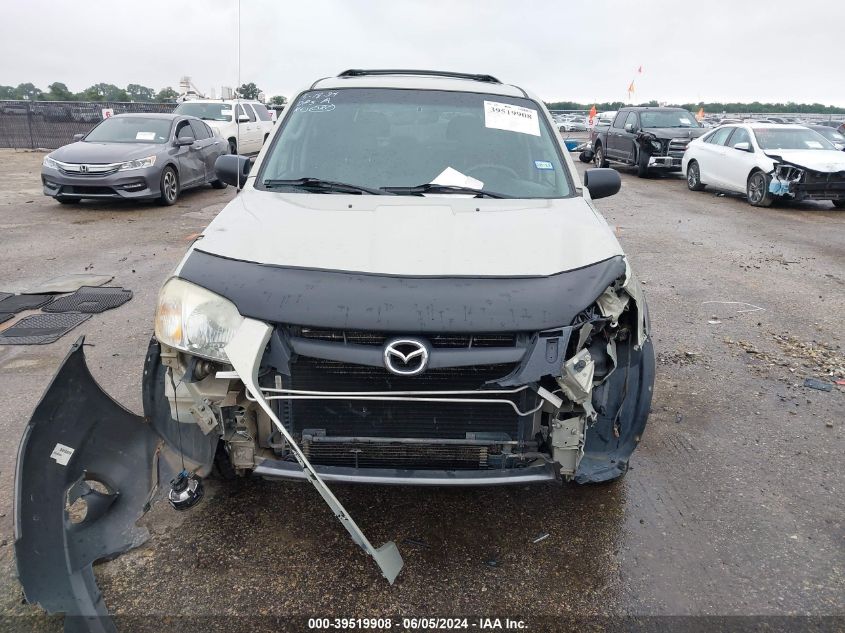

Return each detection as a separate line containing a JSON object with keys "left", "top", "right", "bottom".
{"left": 627, "top": 81, "right": 635, "bottom": 96}
{"left": 589, "top": 105, "right": 597, "bottom": 118}
{"left": 696, "top": 107, "right": 705, "bottom": 120}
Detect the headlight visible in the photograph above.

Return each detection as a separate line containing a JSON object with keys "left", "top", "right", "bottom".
{"left": 650, "top": 140, "right": 662, "bottom": 151}
{"left": 43, "top": 156, "right": 58, "bottom": 169}
{"left": 154, "top": 278, "right": 243, "bottom": 362}
{"left": 119, "top": 155, "right": 156, "bottom": 171}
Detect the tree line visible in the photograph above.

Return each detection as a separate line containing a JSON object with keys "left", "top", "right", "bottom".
{"left": 546, "top": 99, "right": 845, "bottom": 115}
{"left": 0, "top": 81, "right": 288, "bottom": 105}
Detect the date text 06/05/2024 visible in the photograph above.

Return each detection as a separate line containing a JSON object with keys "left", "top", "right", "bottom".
{"left": 307, "top": 617, "right": 528, "bottom": 630}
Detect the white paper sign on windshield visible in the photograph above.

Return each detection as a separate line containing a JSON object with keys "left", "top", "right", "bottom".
{"left": 136, "top": 131, "right": 156, "bottom": 140}
{"left": 431, "top": 167, "right": 483, "bottom": 190}
{"left": 484, "top": 100, "right": 540, "bottom": 136}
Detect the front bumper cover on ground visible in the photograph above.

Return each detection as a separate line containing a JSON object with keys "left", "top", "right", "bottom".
{"left": 14, "top": 337, "right": 173, "bottom": 633}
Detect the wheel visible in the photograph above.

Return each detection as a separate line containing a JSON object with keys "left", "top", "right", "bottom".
{"left": 228, "top": 139, "right": 237, "bottom": 155}
{"left": 56, "top": 197, "right": 80, "bottom": 205}
{"left": 746, "top": 171, "right": 773, "bottom": 207}
{"left": 686, "top": 160, "right": 705, "bottom": 191}
{"left": 594, "top": 144, "right": 608, "bottom": 168}
{"left": 210, "top": 178, "right": 228, "bottom": 190}
{"left": 157, "top": 166, "right": 180, "bottom": 206}
{"left": 833, "top": 200, "right": 845, "bottom": 209}
{"left": 636, "top": 149, "right": 649, "bottom": 178}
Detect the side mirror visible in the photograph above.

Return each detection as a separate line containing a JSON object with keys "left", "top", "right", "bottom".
{"left": 73, "top": 133, "right": 85, "bottom": 142}
{"left": 175, "top": 136, "right": 194, "bottom": 147}
{"left": 624, "top": 123, "right": 635, "bottom": 133}
{"left": 214, "top": 154, "right": 251, "bottom": 188}
{"left": 584, "top": 168, "right": 621, "bottom": 200}
{"left": 238, "top": 114, "right": 250, "bottom": 123}
{"left": 733, "top": 141, "right": 752, "bottom": 152}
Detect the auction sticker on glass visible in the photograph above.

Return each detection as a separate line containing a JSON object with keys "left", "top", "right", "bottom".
{"left": 484, "top": 100, "right": 540, "bottom": 136}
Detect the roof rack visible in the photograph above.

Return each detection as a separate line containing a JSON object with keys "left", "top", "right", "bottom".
{"left": 337, "top": 69, "right": 502, "bottom": 84}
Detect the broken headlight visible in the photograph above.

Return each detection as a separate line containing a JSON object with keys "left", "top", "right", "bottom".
{"left": 154, "top": 277, "right": 243, "bottom": 362}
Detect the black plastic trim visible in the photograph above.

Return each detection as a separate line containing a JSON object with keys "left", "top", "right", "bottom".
{"left": 178, "top": 250, "right": 627, "bottom": 333}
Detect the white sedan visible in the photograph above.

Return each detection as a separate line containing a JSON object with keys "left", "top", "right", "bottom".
{"left": 682, "top": 123, "right": 845, "bottom": 208}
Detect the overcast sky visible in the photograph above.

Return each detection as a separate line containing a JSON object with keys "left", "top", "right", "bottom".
{"left": 3, "top": 0, "right": 843, "bottom": 106}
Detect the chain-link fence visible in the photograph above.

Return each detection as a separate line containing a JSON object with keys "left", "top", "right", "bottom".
{"left": 0, "top": 100, "right": 177, "bottom": 150}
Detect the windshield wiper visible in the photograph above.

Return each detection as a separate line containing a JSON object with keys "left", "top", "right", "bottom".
{"left": 263, "top": 177, "right": 392, "bottom": 195}
{"left": 379, "top": 183, "right": 510, "bottom": 198}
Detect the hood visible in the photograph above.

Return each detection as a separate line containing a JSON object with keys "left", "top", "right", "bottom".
{"left": 642, "top": 127, "right": 706, "bottom": 140}
{"left": 50, "top": 142, "right": 163, "bottom": 163}
{"left": 189, "top": 187, "right": 624, "bottom": 277}
{"left": 766, "top": 149, "right": 845, "bottom": 173}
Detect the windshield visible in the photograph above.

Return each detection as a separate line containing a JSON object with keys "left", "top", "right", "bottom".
{"left": 639, "top": 110, "right": 700, "bottom": 128}
{"left": 813, "top": 127, "right": 844, "bottom": 143}
{"left": 173, "top": 102, "right": 233, "bottom": 122}
{"left": 257, "top": 88, "right": 572, "bottom": 198}
{"left": 754, "top": 128, "right": 835, "bottom": 151}
{"left": 84, "top": 117, "right": 171, "bottom": 143}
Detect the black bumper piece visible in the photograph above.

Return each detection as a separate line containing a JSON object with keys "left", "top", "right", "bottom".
{"left": 14, "top": 338, "right": 163, "bottom": 633}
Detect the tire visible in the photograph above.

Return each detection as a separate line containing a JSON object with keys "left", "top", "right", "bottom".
{"left": 157, "top": 166, "right": 180, "bottom": 206}
{"left": 594, "top": 144, "right": 608, "bottom": 168}
{"left": 228, "top": 139, "right": 237, "bottom": 155}
{"left": 833, "top": 199, "right": 845, "bottom": 209}
{"left": 210, "top": 178, "right": 228, "bottom": 190}
{"left": 686, "top": 160, "right": 705, "bottom": 191}
{"left": 56, "top": 197, "right": 80, "bottom": 205}
{"left": 746, "top": 171, "right": 773, "bottom": 207}
{"left": 636, "top": 149, "right": 649, "bottom": 178}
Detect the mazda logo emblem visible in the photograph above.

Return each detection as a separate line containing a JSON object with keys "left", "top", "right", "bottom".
{"left": 383, "top": 338, "right": 429, "bottom": 376}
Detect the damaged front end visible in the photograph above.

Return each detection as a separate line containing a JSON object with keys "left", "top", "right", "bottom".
{"left": 14, "top": 266, "right": 654, "bottom": 628}
{"left": 766, "top": 155, "right": 845, "bottom": 203}
{"left": 635, "top": 131, "right": 691, "bottom": 170}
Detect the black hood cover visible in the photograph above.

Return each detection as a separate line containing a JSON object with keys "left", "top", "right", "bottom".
{"left": 178, "top": 250, "right": 627, "bottom": 333}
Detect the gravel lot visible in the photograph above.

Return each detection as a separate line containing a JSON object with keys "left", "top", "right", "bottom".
{"left": 0, "top": 148, "right": 842, "bottom": 632}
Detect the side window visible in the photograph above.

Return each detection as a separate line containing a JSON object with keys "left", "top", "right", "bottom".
{"left": 189, "top": 119, "right": 210, "bottom": 140}
{"left": 238, "top": 104, "right": 256, "bottom": 122}
{"left": 203, "top": 122, "right": 215, "bottom": 137}
{"left": 707, "top": 127, "right": 734, "bottom": 145}
{"left": 251, "top": 103, "right": 272, "bottom": 121}
{"left": 728, "top": 127, "right": 751, "bottom": 148}
{"left": 624, "top": 112, "right": 638, "bottom": 130}
{"left": 175, "top": 120, "right": 195, "bottom": 139}
{"left": 612, "top": 112, "right": 628, "bottom": 128}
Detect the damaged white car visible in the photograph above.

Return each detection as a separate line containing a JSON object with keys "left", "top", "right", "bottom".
{"left": 683, "top": 123, "right": 845, "bottom": 208}
{"left": 15, "top": 69, "right": 654, "bottom": 627}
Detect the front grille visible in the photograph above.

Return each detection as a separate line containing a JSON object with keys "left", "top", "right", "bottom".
{"left": 799, "top": 171, "right": 845, "bottom": 199}
{"left": 302, "top": 439, "right": 489, "bottom": 470}
{"left": 667, "top": 138, "right": 690, "bottom": 158}
{"left": 286, "top": 358, "right": 529, "bottom": 448}
{"left": 59, "top": 185, "right": 115, "bottom": 195}
{"left": 297, "top": 327, "right": 517, "bottom": 349}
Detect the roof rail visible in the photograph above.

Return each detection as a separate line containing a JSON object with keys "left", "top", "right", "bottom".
{"left": 337, "top": 69, "right": 501, "bottom": 84}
